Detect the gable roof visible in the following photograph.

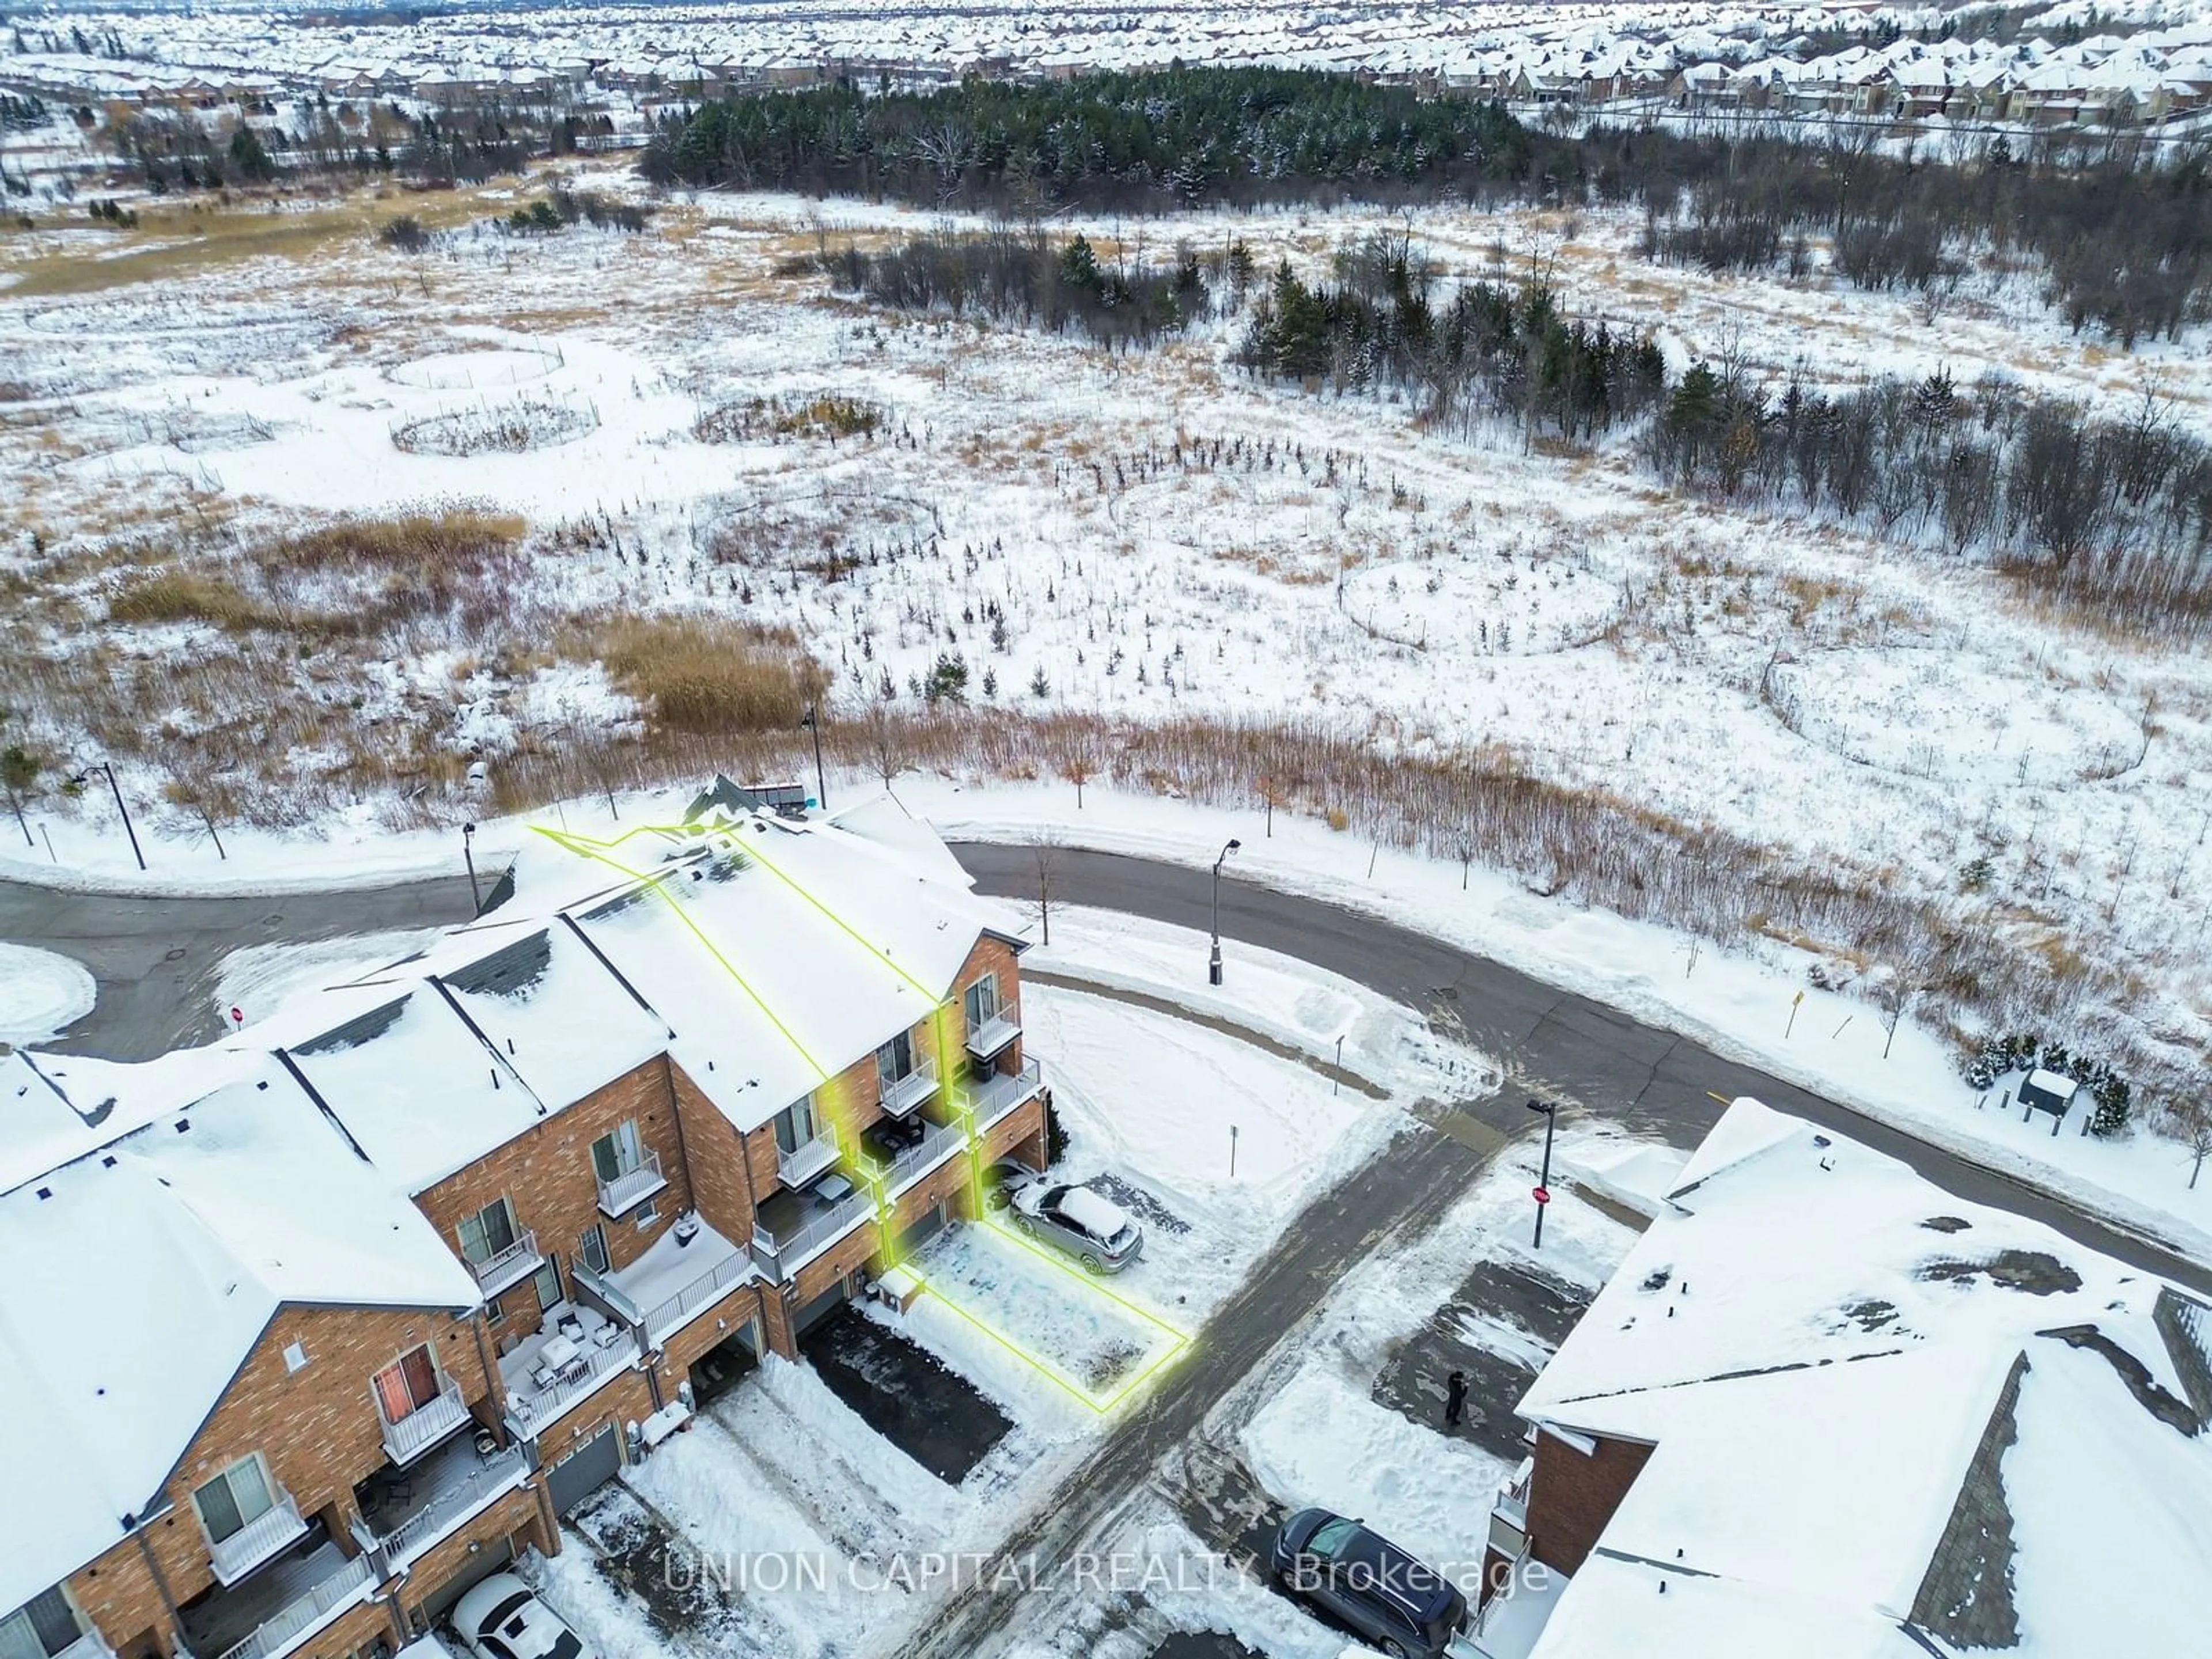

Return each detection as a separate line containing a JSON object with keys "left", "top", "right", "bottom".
{"left": 1522, "top": 1099, "right": 2212, "bottom": 1659}
{"left": 0, "top": 1052, "right": 478, "bottom": 1615}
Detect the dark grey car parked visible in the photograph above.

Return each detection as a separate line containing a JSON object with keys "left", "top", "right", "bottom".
{"left": 1269, "top": 1507, "right": 1471, "bottom": 1659}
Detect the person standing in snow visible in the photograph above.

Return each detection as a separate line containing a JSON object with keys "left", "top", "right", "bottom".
{"left": 1445, "top": 1370, "right": 1468, "bottom": 1428}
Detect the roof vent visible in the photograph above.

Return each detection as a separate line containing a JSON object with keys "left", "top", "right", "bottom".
{"left": 175, "top": 1118, "right": 190, "bottom": 1133}
{"left": 101, "top": 1156, "right": 116, "bottom": 1169}
{"left": 36, "top": 1185, "right": 51, "bottom": 1200}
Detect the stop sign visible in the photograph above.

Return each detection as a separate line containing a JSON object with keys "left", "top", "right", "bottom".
{"left": 1532, "top": 1185, "right": 1551, "bottom": 1206}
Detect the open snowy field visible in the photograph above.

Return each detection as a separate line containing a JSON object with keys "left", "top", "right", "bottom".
{"left": 5, "top": 160, "right": 2211, "bottom": 1248}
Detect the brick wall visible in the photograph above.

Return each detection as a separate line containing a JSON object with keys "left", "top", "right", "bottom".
{"left": 945, "top": 938, "right": 1025, "bottom": 1077}
{"left": 1525, "top": 1427, "right": 1654, "bottom": 1578}
{"left": 414, "top": 1057, "right": 694, "bottom": 1329}
{"left": 70, "top": 1304, "right": 492, "bottom": 1656}
{"left": 792, "top": 1221, "right": 878, "bottom": 1306}
{"left": 979, "top": 1094, "right": 1047, "bottom": 1170}
{"left": 667, "top": 1064, "right": 760, "bottom": 1249}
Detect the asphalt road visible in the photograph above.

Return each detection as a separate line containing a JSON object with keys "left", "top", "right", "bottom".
{"left": 0, "top": 875, "right": 482, "bottom": 1059}
{"left": 3, "top": 847, "right": 2205, "bottom": 1297}
{"left": 951, "top": 843, "right": 2212, "bottom": 1299}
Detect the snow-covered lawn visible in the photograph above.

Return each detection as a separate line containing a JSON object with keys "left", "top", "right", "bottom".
{"left": 0, "top": 941, "right": 95, "bottom": 1044}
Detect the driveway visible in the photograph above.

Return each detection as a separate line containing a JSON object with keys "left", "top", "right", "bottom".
{"left": 800, "top": 1303, "right": 1014, "bottom": 1483}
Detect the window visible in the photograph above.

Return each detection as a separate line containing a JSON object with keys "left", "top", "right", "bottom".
{"left": 0, "top": 1588, "right": 84, "bottom": 1659}
{"left": 774, "top": 1097, "right": 820, "bottom": 1157}
{"left": 635, "top": 1203, "right": 658, "bottom": 1229}
{"left": 282, "top": 1340, "right": 309, "bottom": 1373}
{"left": 370, "top": 1344, "right": 441, "bottom": 1426}
{"left": 578, "top": 1226, "right": 609, "bottom": 1276}
{"left": 963, "top": 974, "right": 999, "bottom": 1031}
{"left": 193, "top": 1455, "right": 276, "bottom": 1546}
{"left": 456, "top": 1197, "right": 519, "bottom": 1266}
{"left": 877, "top": 1030, "right": 915, "bottom": 1087}
{"left": 530, "top": 1257, "right": 562, "bottom": 1313}
{"left": 591, "top": 1122, "right": 642, "bottom": 1185}
{"left": 486, "top": 1295, "right": 506, "bottom": 1330}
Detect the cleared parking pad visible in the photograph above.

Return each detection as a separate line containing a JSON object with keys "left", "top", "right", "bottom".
{"left": 800, "top": 1303, "right": 1014, "bottom": 1483}
{"left": 905, "top": 1217, "right": 1192, "bottom": 1412}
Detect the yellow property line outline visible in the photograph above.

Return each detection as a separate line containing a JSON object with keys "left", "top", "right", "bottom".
{"left": 534, "top": 815, "right": 1194, "bottom": 1414}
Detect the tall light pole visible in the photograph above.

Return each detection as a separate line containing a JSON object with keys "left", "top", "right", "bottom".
{"left": 462, "top": 821, "right": 482, "bottom": 916}
{"left": 1528, "top": 1098, "right": 1558, "bottom": 1249}
{"left": 801, "top": 703, "right": 828, "bottom": 811}
{"left": 70, "top": 761, "right": 144, "bottom": 871}
{"left": 1209, "top": 838, "right": 1241, "bottom": 986}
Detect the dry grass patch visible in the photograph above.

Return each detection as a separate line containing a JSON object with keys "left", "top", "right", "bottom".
{"left": 108, "top": 569, "right": 278, "bottom": 631}
{"left": 570, "top": 612, "right": 829, "bottom": 737}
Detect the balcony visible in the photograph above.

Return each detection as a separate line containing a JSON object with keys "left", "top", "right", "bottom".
{"left": 861, "top": 1115, "right": 967, "bottom": 1201}
{"left": 468, "top": 1228, "right": 543, "bottom": 1299}
{"left": 52, "top": 1634, "right": 116, "bottom": 1659}
{"left": 958, "top": 1058, "right": 1045, "bottom": 1134}
{"left": 209, "top": 1491, "right": 308, "bottom": 1585}
{"left": 751, "top": 1185, "right": 875, "bottom": 1281}
{"left": 209, "top": 1550, "right": 374, "bottom": 1659}
{"left": 964, "top": 999, "right": 1021, "bottom": 1061}
{"left": 775, "top": 1128, "right": 840, "bottom": 1191}
{"left": 878, "top": 1058, "right": 939, "bottom": 1119}
{"left": 596, "top": 1146, "right": 666, "bottom": 1217}
{"left": 378, "top": 1374, "right": 472, "bottom": 1467}
{"left": 593, "top": 1218, "right": 756, "bottom": 1344}
{"left": 500, "top": 1301, "right": 638, "bottom": 1434}
{"left": 358, "top": 1435, "right": 530, "bottom": 1573}
{"left": 1487, "top": 1457, "right": 1533, "bottom": 1561}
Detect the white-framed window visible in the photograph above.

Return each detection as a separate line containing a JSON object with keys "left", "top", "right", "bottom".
{"left": 963, "top": 974, "right": 999, "bottom": 1031}
{"left": 635, "top": 1202, "right": 658, "bottom": 1229}
{"left": 0, "top": 1587, "right": 88, "bottom": 1659}
{"left": 192, "top": 1454, "right": 277, "bottom": 1546}
{"left": 591, "top": 1121, "right": 643, "bottom": 1184}
{"left": 774, "top": 1097, "right": 820, "bottom": 1157}
{"left": 282, "top": 1340, "right": 309, "bottom": 1373}
{"left": 456, "top": 1196, "right": 520, "bottom": 1267}
{"left": 486, "top": 1295, "right": 507, "bottom": 1330}
{"left": 877, "top": 1029, "right": 916, "bottom": 1087}
{"left": 370, "top": 1344, "right": 443, "bottom": 1426}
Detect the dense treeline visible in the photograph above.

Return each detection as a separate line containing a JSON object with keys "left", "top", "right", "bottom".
{"left": 827, "top": 228, "right": 1204, "bottom": 349}
{"left": 645, "top": 67, "right": 2212, "bottom": 344}
{"left": 1235, "top": 234, "right": 1668, "bottom": 440}
{"left": 641, "top": 68, "right": 1533, "bottom": 209}
{"left": 1649, "top": 365, "right": 2212, "bottom": 629}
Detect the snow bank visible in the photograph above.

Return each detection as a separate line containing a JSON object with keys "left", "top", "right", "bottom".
{"left": 0, "top": 942, "right": 94, "bottom": 1044}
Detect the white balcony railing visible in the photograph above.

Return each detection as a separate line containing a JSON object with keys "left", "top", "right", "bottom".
{"left": 965, "top": 1001, "right": 1021, "bottom": 1059}
{"left": 960, "top": 1058, "right": 1044, "bottom": 1134}
{"left": 879, "top": 1058, "right": 940, "bottom": 1118}
{"left": 751, "top": 1188, "right": 875, "bottom": 1281}
{"left": 469, "top": 1229, "right": 542, "bottom": 1297}
{"left": 597, "top": 1146, "right": 666, "bottom": 1217}
{"left": 376, "top": 1445, "right": 530, "bottom": 1569}
{"left": 868, "top": 1116, "right": 967, "bottom": 1200}
{"left": 776, "top": 1131, "right": 840, "bottom": 1191}
{"left": 208, "top": 1491, "right": 307, "bottom": 1585}
{"left": 504, "top": 1327, "right": 637, "bottom": 1433}
{"left": 638, "top": 1248, "right": 753, "bottom": 1342}
{"left": 379, "top": 1374, "right": 471, "bottom": 1466}
{"left": 213, "top": 1553, "right": 374, "bottom": 1659}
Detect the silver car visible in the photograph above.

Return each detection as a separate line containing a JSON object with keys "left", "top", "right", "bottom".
{"left": 987, "top": 1160, "right": 1143, "bottom": 1274}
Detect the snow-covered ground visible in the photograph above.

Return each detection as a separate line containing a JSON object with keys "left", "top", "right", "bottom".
{"left": 0, "top": 941, "right": 95, "bottom": 1044}
{"left": 213, "top": 926, "right": 448, "bottom": 1027}
{"left": 1240, "top": 1122, "right": 1637, "bottom": 1599}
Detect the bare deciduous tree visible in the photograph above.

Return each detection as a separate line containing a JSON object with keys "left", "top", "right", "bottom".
{"left": 2165, "top": 1095, "right": 2212, "bottom": 1191}
{"left": 1056, "top": 728, "right": 1100, "bottom": 809}
{"left": 1032, "top": 833, "right": 1062, "bottom": 947}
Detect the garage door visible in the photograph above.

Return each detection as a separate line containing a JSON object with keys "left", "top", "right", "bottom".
{"left": 418, "top": 1537, "right": 513, "bottom": 1624}
{"left": 546, "top": 1425, "right": 622, "bottom": 1515}
{"left": 792, "top": 1282, "right": 850, "bottom": 1336}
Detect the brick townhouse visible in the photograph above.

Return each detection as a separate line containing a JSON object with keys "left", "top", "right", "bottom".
{"left": 1474, "top": 1099, "right": 2212, "bottom": 1657}
{"left": 1, "top": 796, "right": 1048, "bottom": 1659}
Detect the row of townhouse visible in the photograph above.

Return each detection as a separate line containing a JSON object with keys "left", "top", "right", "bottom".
{"left": 0, "top": 796, "right": 1049, "bottom": 1659}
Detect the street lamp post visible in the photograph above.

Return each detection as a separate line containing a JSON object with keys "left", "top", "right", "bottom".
{"left": 70, "top": 761, "right": 144, "bottom": 871}
{"left": 1528, "top": 1098, "right": 1558, "bottom": 1249}
{"left": 1209, "top": 838, "right": 1241, "bottom": 986}
{"left": 462, "top": 821, "right": 482, "bottom": 916}
{"left": 802, "top": 703, "right": 828, "bottom": 811}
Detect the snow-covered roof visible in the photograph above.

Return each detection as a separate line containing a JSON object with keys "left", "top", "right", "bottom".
{"left": 0, "top": 1052, "right": 478, "bottom": 1616}
{"left": 1521, "top": 1099, "right": 2212, "bottom": 1659}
